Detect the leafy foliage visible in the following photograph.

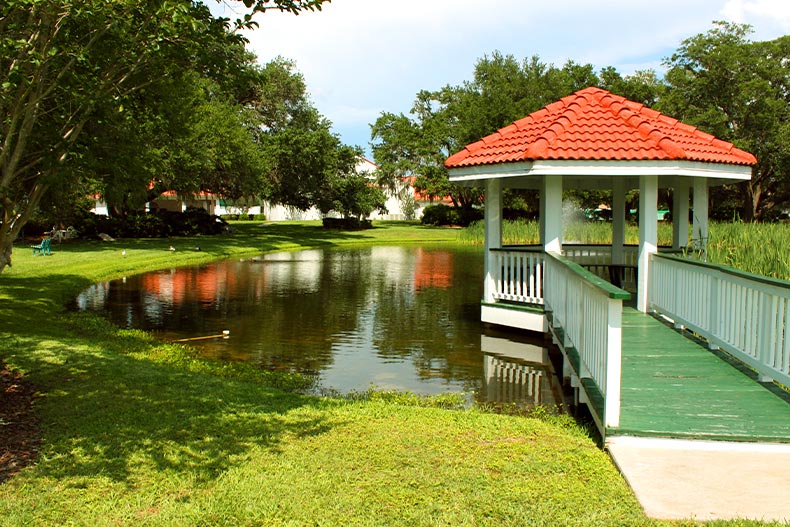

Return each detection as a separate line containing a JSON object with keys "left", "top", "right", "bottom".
{"left": 322, "top": 174, "right": 388, "bottom": 221}
{"left": 659, "top": 22, "right": 790, "bottom": 221}
{"left": 0, "top": 0, "right": 327, "bottom": 275}
{"left": 371, "top": 52, "right": 661, "bottom": 216}
{"left": 75, "top": 207, "right": 228, "bottom": 239}
{"left": 421, "top": 204, "right": 483, "bottom": 227}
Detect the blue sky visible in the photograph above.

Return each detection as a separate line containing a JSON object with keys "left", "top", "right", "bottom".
{"left": 210, "top": 0, "right": 789, "bottom": 157}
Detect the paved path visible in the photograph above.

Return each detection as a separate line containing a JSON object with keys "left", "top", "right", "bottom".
{"left": 607, "top": 436, "right": 790, "bottom": 522}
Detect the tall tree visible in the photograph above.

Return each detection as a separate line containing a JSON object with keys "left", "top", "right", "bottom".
{"left": 599, "top": 67, "right": 666, "bottom": 107}
{"left": 371, "top": 52, "right": 616, "bottom": 210}
{"left": 371, "top": 90, "right": 483, "bottom": 209}
{"left": 0, "top": 0, "right": 327, "bottom": 274}
{"left": 659, "top": 22, "right": 790, "bottom": 221}
{"left": 264, "top": 106, "right": 357, "bottom": 211}
{"left": 86, "top": 56, "right": 307, "bottom": 216}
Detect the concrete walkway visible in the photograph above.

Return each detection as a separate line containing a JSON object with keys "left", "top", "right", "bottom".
{"left": 607, "top": 436, "right": 790, "bottom": 523}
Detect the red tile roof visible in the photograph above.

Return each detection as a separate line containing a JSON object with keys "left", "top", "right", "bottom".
{"left": 445, "top": 87, "right": 757, "bottom": 168}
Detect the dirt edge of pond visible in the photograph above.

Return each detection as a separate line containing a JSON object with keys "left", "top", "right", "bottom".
{"left": 0, "top": 360, "right": 40, "bottom": 484}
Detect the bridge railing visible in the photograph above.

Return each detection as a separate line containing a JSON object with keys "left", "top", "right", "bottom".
{"left": 489, "top": 245, "right": 640, "bottom": 306}
{"left": 490, "top": 248, "right": 545, "bottom": 305}
{"left": 543, "top": 251, "right": 630, "bottom": 429}
{"left": 562, "top": 245, "right": 639, "bottom": 290}
{"left": 649, "top": 254, "right": 790, "bottom": 388}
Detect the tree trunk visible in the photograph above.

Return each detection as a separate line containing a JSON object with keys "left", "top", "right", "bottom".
{"left": 0, "top": 240, "right": 13, "bottom": 275}
{"left": 746, "top": 180, "right": 762, "bottom": 222}
{"left": 0, "top": 184, "right": 48, "bottom": 275}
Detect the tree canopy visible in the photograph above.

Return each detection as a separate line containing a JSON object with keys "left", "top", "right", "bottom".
{"left": 0, "top": 0, "right": 332, "bottom": 273}
{"left": 659, "top": 22, "right": 790, "bottom": 221}
{"left": 371, "top": 24, "right": 788, "bottom": 222}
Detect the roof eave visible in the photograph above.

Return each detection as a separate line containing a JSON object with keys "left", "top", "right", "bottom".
{"left": 447, "top": 159, "right": 753, "bottom": 184}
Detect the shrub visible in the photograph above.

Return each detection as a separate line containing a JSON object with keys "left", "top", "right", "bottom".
{"left": 420, "top": 204, "right": 482, "bottom": 226}
{"left": 74, "top": 209, "right": 228, "bottom": 239}
{"left": 322, "top": 217, "right": 373, "bottom": 230}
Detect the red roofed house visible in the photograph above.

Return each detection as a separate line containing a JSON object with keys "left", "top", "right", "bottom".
{"left": 446, "top": 87, "right": 764, "bottom": 432}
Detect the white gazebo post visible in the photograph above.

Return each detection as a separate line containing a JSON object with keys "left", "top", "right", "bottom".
{"left": 693, "top": 177, "right": 709, "bottom": 252}
{"left": 611, "top": 178, "right": 626, "bottom": 266}
{"left": 637, "top": 175, "right": 658, "bottom": 312}
{"left": 673, "top": 177, "right": 690, "bottom": 250}
{"left": 484, "top": 178, "right": 502, "bottom": 303}
{"left": 540, "top": 176, "right": 563, "bottom": 253}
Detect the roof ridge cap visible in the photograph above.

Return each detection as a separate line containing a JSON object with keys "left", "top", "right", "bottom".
{"left": 521, "top": 95, "right": 583, "bottom": 159}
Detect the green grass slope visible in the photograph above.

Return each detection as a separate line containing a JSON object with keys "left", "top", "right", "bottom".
{"left": 0, "top": 222, "right": 779, "bottom": 526}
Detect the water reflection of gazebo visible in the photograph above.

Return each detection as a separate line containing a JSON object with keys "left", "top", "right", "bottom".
{"left": 444, "top": 87, "right": 790, "bottom": 443}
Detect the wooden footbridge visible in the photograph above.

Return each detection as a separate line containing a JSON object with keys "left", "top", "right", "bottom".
{"left": 483, "top": 245, "right": 790, "bottom": 442}
{"left": 444, "top": 87, "right": 790, "bottom": 443}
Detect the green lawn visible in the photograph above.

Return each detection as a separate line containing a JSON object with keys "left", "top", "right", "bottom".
{"left": 0, "top": 221, "right": 779, "bottom": 526}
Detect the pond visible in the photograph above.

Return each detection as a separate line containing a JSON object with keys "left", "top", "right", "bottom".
{"left": 73, "top": 245, "right": 569, "bottom": 408}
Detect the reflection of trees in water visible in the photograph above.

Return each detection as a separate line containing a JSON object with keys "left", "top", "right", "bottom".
{"left": 77, "top": 246, "right": 492, "bottom": 390}
{"left": 245, "top": 249, "right": 372, "bottom": 374}
{"left": 371, "top": 248, "right": 483, "bottom": 388}
{"left": 82, "top": 250, "right": 375, "bottom": 375}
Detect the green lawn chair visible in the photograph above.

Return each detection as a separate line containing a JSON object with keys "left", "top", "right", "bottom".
{"left": 32, "top": 237, "right": 52, "bottom": 256}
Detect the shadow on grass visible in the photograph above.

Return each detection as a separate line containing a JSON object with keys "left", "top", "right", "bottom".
{"left": 0, "top": 223, "right": 447, "bottom": 485}
{"left": 4, "top": 324, "right": 340, "bottom": 485}
{"left": 0, "top": 272, "right": 342, "bottom": 485}
{"left": 0, "top": 274, "right": 96, "bottom": 328}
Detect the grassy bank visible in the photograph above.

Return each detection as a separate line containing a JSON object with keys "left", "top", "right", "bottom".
{"left": 0, "top": 221, "right": 776, "bottom": 526}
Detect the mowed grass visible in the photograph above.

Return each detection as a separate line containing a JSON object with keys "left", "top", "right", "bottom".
{"left": 0, "top": 221, "right": 778, "bottom": 526}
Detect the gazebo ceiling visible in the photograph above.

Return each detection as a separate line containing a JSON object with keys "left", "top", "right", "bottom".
{"left": 446, "top": 87, "right": 756, "bottom": 188}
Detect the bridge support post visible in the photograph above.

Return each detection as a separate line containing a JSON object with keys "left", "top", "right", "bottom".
{"left": 604, "top": 297, "right": 623, "bottom": 428}
{"left": 673, "top": 178, "right": 690, "bottom": 250}
{"left": 638, "top": 175, "right": 658, "bottom": 312}
{"left": 484, "top": 178, "right": 502, "bottom": 303}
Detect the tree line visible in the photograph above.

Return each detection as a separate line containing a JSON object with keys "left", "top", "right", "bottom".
{"left": 1, "top": 0, "right": 387, "bottom": 274}
{"left": 371, "top": 22, "right": 790, "bottom": 224}
{"left": 2, "top": 5, "right": 787, "bottom": 276}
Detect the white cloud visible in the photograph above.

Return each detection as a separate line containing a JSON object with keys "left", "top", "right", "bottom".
{"left": 720, "top": 0, "right": 790, "bottom": 38}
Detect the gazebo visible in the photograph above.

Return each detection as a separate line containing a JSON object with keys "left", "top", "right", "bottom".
{"left": 446, "top": 86, "right": 755, "bottom": 323}
{"left": 443, "top": 87, "right": 782, "bottom": 433}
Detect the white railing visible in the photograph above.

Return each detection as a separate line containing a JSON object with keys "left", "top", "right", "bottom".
{"left": 562, "top": 244, "right": 639, "bottom": 289}
{"left": 649, "top": 254, "right": 790, "bottom": 388}
{"left": 544, "top": 252, "right": 629, "bottom": 428}
{"left": 490, "top": 249, "right": 545, "bottom": 304}
{"left": 561, "top": 244, "right": 639, "bottom": 266}
{"left": 490, "top": 245, "right": 639, "bottom": 306}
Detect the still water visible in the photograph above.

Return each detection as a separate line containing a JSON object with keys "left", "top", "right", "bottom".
{"left": 74, "top": 246, "right": 568, "bottom": 408}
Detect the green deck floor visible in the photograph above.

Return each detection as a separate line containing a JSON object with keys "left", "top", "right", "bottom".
{"left": 609, "top": 308, "right": 790, "bottom": 442}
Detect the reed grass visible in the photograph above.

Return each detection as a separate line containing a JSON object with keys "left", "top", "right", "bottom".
{"left": 703, "top": 222, "right": 790, "bottom": 281}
